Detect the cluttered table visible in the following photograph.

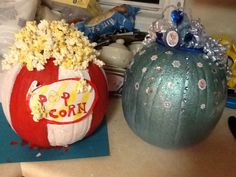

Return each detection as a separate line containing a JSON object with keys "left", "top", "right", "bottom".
{"left": 0, "top": 97, "right": 236, "bottom": 177}
{"left": 0, "top": 0, "right": 236, "bottom": 176}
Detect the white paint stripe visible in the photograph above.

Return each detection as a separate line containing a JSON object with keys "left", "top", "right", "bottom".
{"left": 72, "top": 114, "right": 93, "bottom": 144}
{"left": 0, "top": 65, "right": 22, "bottom": 129}
{"left": 48, "top": 67, "right": 93, "bottom": 146}
{"left": 58, "top": 67, "right": 91, "bottom": 81}
{"left": 47, "top": 114, "right": 93, "bottom": 146}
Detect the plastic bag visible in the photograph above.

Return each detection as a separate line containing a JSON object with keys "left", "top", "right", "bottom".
{"left": 41, "top": 0, "right": 102, "bottom": 22}
{"left": 75, "top": 4, "right": 140, "bottom": 41}
{"left": 0, "top": 0, "right": 39, "bottom": 72}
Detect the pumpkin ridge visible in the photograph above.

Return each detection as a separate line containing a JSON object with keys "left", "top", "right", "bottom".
{"left": 134, "top": 46, "right": 166, "bottom": 132}
{"left": 133, "top": 49, "right": 154, "bottom": 130}
{"left": 123, "top": 70, "right": 136, "bottom": 126}
{"left": 193, "top": 54, "right": 207, "bottom": 126}
{"left": 173, "top": 56, "right": 190, "bottom": 145}
{"left": 191, "top": 54, "right": 201, "bottom": 125}
{"left": 202, "top": 56, "right": 210, "bottom": 123}
{"left": 146, "top": 49, "right": 167, "bottom": 133}
{"left": 149, "top": 74, "right": 164, "bottom": 142}
{"left": 148, "top": 62, "right": 165, "bottom": 110}
{"left": 128, "top": 47, "right": 150, "bottom": 127}
{"left": 145, "top": 49, "right": 167, "bottom": 118}
{"left": 201, "top": 55, "right": 209, "bottom": 119}
{"left": 132, "top": 71, "right": 139, "bottom": 128}
{"left": 186, "top": 54, "right": 203, "bottom": 140}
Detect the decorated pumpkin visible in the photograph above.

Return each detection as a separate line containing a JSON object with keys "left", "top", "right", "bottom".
{"left": 0, "top": 20, "right": 108, "bottom": 148}
{"left": 122, "top": 8, "right": 228, "bottom": 148}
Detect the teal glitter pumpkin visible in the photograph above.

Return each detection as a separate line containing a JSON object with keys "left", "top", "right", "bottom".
{"left": 122, "top": 43, "right": 227, "bottom": 148}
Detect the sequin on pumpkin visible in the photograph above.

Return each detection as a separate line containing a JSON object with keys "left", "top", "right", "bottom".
{"left": 135, "top": 82, "right": 139, "bottom": 90}
{"left": 163, "top": 101, "right": 172, "bottom": 109}
{"left": 165, "top": 51, "right": 173, "bottom": 55}
{"left": 142, "top": 67, "right": 148, "bottom": 73}
{"left": 172, "top": 60, "right": 181, "bottom": 68}
{"left": 151, "top": 55, "right": 158, "bottom": 61}
{"left": 197, "top": 62, "right": 203, "bottom": 68}
{"left": 198, "top": 79, "right": 207, "bottom": 90}
{"left": 200, "top": 104, "right": 206, "bottom": 110}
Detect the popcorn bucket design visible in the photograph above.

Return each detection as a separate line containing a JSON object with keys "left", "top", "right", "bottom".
{"left": 0, "top": 20, "right": 108, "bottom": 148}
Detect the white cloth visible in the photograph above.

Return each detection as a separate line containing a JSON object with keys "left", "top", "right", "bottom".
{"left": 0, "top": 0, "right": 39, "bottom": 72}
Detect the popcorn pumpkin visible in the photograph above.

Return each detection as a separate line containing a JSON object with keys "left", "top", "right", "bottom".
{"left": 0, "top": 20, "right": 108, "bottom": 148}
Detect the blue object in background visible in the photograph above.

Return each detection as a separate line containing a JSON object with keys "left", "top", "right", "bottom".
{"left": 0, "top": 104, "right": 109, "bottom": 163}
{"left": 226, "top": 97, "right": 236, "bottom": 109}
{"left": 76, "top": 4, "right": 140, "bottom": 41}
{"left": 226, "top": 89, "right": 236, "bottom": 109}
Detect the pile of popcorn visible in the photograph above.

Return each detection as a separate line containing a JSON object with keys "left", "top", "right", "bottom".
{"left": 2, "top": 20, "right": 104, "bottom": 122}
{"left": 2, "top": 20, "right": 104, "bottom": 71}
{"left": 30, "top": 98, "right": 47, "bottom": 122}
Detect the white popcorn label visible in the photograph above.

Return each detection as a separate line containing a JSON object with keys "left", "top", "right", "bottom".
{"left": 28, "top": 79, "right": 98, "bottom": 124}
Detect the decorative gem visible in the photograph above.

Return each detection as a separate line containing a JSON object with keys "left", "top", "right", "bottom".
{"left": 165, "top": 30, "right": 179, "bottom": 47}
{"left": 143, "top": 6, "right": 228, "bottom": 73}
{"left": 171, "top": 9, "right": 184, "bottom": 25}
{"left": 198, "top": 79, "right": 207, "bottom": 90}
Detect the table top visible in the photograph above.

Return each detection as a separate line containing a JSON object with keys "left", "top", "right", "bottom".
{"left": 1, "top": 97, "right": 236, "bottom": 177}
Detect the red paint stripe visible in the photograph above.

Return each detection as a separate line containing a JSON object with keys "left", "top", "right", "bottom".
{"left": 10, "top": 59, "right": 59, "bottom": 148}
{"left": 86, "top": 64, "right": 109, "bottom": 136}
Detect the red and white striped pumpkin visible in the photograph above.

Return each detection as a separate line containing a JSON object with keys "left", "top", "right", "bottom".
{"left": 0, "top": 59, "right": 108, "bottom": 148}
